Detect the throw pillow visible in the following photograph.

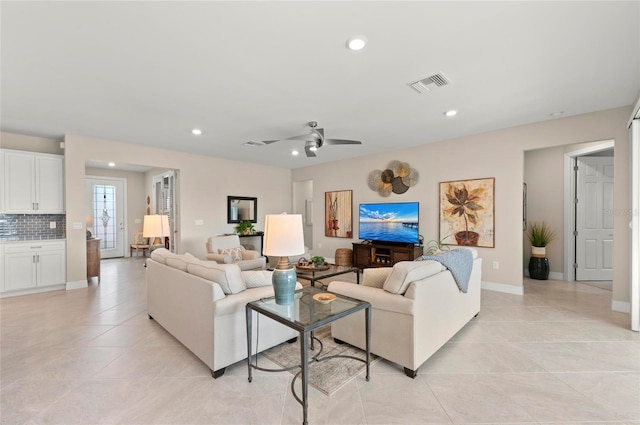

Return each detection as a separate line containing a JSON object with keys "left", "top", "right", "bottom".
{"left": 241, "top": 270, "right": 274, "bottom": 288}
{"left": 187, "top": 260, "right": 246, "bottom": 294}
{"left": 219, "top": 247, "right": 242, "bottom": 262}
{"left": 362, "top": 267, "right": 392, "bottom": 288}
{"left": 382, "top": 261, "right": 443, "bottom": 295}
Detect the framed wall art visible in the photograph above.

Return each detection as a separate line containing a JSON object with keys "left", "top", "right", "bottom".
{"left": 325, "top": 190, "right": 353, "bottom": 238}
{"left": 439, "top": 177, "right": 495, "bottom": 248}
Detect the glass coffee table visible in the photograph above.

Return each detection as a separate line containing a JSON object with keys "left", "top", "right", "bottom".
{"left": 294, "top": 264, "right": 360, "bottom": 287}
{"left": 246, "top": 286, "right": 371, "bottom": 425}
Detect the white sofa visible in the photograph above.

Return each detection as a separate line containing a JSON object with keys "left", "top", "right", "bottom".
{"left": 327, "top": 248, "right": 482, "bottom": 378}
{"left": 146, "top": 248, "right": 300, "bottom": 378}
{"left": 205, "top": 235, "right": 266, "bottom": 270}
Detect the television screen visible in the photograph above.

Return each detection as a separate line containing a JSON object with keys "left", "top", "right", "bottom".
{"left": 359, "top": 202, "right": 419, "bottom": 244}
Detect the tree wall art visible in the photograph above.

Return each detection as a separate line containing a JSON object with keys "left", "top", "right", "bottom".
{"left": 439, "top": 177, "right": 495, "bottom": 248}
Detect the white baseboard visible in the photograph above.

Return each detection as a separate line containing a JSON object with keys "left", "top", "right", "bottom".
{"left": 0, "top": 284, "right": 66, "bottom": 298}
{"left": 611, "top": 300, "right": 631, "bottom": 313}
{"left": 481, "top": 280, "right": 524, "bottom": 295}
{"left": 66, "top": 280, "right": 88, "bottom": 290}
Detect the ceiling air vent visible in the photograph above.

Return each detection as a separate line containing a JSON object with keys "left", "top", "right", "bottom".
{"left": 408, "top": 72, "right": 451, "bottom": 94}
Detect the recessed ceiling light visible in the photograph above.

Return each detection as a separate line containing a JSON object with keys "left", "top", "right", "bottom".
{"left": 444, "top": 110, "right": 458, "bottom": 117}
{"left": 192, "top": 128, "right": 202, "bottom": 135}
{"left": 291, "top": 150, "right": 299, "bottom": 156}
{"left": 550, "top": 111, "right": 564, "bottom": 117}
{"left": 346, "top": 35, "right": 367, "bottom": 51}
{"left": 108, "top": 162, "right": 115, "bottom": 167}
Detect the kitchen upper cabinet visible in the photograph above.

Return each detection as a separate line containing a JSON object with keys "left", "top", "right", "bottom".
{"left": 2, "top": 240, "right": 66, "bottom": 293}
{"left": 2, "top": 150, "right": 64, "bottom": 214}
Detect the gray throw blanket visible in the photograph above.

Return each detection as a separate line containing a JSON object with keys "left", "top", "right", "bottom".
{"left": 416, "top": 249, "right": 473, "bottom": 293}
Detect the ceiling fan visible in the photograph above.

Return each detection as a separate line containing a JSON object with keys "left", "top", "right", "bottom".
{"left": 258, "top": 121, "right": 362, "bottom": 157}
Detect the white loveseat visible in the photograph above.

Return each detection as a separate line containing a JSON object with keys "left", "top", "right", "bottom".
{"left": 146, "top": 248, "right": 300, "bottom": 378}
{"left": 328, "top": 248, "right": 481, "bottom": 378}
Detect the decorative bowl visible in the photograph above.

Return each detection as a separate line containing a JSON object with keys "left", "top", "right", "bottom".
{"left": 313, "top": 293, "right": 336, "bottom": 304}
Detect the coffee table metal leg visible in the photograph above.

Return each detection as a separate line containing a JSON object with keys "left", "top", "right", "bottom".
{"left": 300, "top": 330, "right": 309, "bottom": 425}
{"left": 365, "top": 305, "right": 371, "bottom": 381}
{"left": 246, "top": 305, "right": 253, "bottom": 383}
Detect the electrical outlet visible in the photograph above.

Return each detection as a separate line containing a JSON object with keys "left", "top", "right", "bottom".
{"left": 318, "top": 243, "right": 322, "bottom": 249}
{"left": 49, "top": 221, "right": 56, "bottom": 229}
{"left": 195, "top": 219, "right": 204, "bottom": 226}
{"left": 492, "top": 261, "right": 499, "bottom": 270}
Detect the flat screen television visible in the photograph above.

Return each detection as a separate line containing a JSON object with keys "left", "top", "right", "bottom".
{"left": 358, "top": 202, "right": 419, "bottom": 244}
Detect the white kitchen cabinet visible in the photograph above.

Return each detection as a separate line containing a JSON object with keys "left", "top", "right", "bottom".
{"left": 2, "top": 149, "right": 64, "bottom": 214}
{"left": 2, "top": 241, "right": 66, "bottom": 293}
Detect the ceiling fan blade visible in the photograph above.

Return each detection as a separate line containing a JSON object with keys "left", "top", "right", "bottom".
{"left": 304, "top": 144, "right": 317, "bottom": 157}
{"left": 323, "top": 138, "right": 362, "bottom": 145}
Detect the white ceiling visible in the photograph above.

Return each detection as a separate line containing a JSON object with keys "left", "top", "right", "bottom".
{"left": 2, "top": 1, "right": 639, "bottom": 169}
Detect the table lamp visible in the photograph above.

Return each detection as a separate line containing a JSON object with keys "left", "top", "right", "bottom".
{"left": 143, "top": 214, "right": 170, "bottom": 250}
{"left": 263, "top": 213, "right": 305, "bottom": 305}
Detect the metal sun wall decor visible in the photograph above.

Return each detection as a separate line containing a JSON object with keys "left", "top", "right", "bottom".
{"left": 367, "top": 160, "right": 419, "bottom": 197}
{"left": 325, "top": 190, "right": 353, "bottom": 238}
{"left": 439, "top": 177, "right": 495, "bottom": 248}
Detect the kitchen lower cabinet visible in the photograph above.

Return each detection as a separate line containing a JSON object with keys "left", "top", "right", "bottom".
{"left": 2, "top": 240, "right": 66, "bottom": 293}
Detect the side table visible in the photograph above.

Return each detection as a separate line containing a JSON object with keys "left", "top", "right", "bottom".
{"left": 87, "top": 238, "right": 101, "bottom": 283}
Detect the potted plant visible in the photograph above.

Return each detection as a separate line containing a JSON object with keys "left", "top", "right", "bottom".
{"left": 526, "top": 222, "right": 556, "bottom": 280}
{"left": 527, "top": 222, "right": 556, "bottom": 257}
{"left": 235, "top": 220, "right": 255, "bottom": 235}
{"left": 423, "top": 236, "right": 451, "bottom": 256}
{"left": 311, "top": 255, "right": 325, "bottom": 267}
{"left": 444, "top": 183, "right": 484, "bottom": 246}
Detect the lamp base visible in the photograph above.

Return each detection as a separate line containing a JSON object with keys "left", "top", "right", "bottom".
{"left": 272, "top": 257, "right": 297, "bottom": 305}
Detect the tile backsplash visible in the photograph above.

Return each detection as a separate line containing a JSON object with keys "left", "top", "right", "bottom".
{"left": 0, "top": 214, "right": 67, "bottom": 240}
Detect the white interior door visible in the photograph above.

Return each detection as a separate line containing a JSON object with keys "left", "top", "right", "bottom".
{"left": 575, "top": 156, "right": 614, "bottom": 280}
{"left": 85, "top": 177, "right": 126, "bottom": 259}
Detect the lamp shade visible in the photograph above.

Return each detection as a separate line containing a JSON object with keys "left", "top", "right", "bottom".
{"left": 143, "top": 215, "right": 171, "bottom": 238}
{"left": 263, "top": 214, "right": 305, "bottom": 257}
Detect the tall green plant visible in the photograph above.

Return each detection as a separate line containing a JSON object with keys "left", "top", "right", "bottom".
{"left": 527, "top": 222, "right": 556, "bottom": 247}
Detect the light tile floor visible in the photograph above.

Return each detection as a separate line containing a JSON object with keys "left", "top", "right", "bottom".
{"left": 1, "top": 257, "right": 638, "bottom": 425}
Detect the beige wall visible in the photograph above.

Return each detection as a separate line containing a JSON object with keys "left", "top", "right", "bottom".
{"left": 64, "top": 134, "right": 292, "bottom": 286}
{"left": 523, "top": 146, "right": 565, "bottom": 275}
{"left": 0, "top": 132, "right": 64, "bottom": 154}
{"left": 292, "top": 106, "right": 632, "bottom": 307}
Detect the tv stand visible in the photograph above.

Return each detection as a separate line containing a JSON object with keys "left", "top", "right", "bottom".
{"left": 353, "top": 241, "right": 423, "bottom": 268}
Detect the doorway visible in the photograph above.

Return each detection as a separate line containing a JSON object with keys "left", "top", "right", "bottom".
{"left": 575, "top": 155, "right": 614, "bottom": 281}
{"left": 85, "top": 177, "right": 127, "bottom": 258}
{"left": 152, "top": 170, "right": 178, "bottom": 253}
{"left": 563, "top": 140, "right": 615, "bottom": 282}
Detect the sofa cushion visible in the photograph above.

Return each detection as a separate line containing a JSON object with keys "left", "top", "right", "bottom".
{"left": 219, "top": 247, "right": 243, "bottom": 262}
{"left": 362, "top": 267, "right": 392, "bottom": 289}
{"left": 150, "top": 248, "right": 172, "bottom": 265}
{"left": 382, "top": 260, "right": 443, "bottom": 295}
{"left": 165, "top": 252, "right": 196, "bottom": 271}
{"left": 241, "top": 270, "right": 274, "bottom": 288}
{"left": 187, "top": 260, "right": 246, "bottom": 294}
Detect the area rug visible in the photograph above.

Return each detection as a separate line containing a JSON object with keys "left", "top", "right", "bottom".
{"left": 260, "top": 325, "right": 378, "bottom": 396}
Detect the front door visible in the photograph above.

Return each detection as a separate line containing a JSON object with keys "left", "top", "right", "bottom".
{"left": 575, "top": 156, "right": 614, "bottom": 281}
{"left": 85, "top": 177, "right": 126, "bottom": 259}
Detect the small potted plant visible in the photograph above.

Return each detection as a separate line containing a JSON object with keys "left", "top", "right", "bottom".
{"left": 527, "top": 222, "right": 556, "bottom": 257}
{"left": 311, "top": 255, "right": 325, "bottom": 267}
{"left": 235, "top": 220, "right": 255, "bottom": 235}
{"left": 527, "top": 222, "right": 556, "bottom": 280}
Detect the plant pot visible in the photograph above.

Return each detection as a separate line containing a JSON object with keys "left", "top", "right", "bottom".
{"left": 454, "top": 231, "right": 479, "bottom": 246}
{"left": 528, "top": 256, "right": 550, "bottom": 280}
{"left": 531, "top": 246, "right": 546, "bottom": 258}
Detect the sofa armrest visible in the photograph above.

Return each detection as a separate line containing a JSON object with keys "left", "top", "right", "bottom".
{"left": 328, "top": 281, "right": 414, "bottom": 315}
{"left": 241, "top": 250, "right": 260, "bottom": 260}
{"left": 206, "top": 253, "right": 231, "bottom": 263}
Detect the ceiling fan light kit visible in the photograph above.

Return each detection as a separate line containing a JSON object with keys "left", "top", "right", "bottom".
{"left": 255, "top": 121, "right": 362, "bottom": 158}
